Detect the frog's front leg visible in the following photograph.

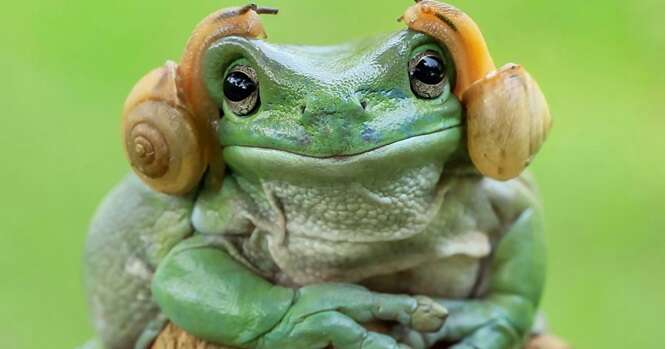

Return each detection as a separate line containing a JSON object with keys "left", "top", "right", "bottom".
{"left": 152, "top": 235, "right": 448, "bottom": 349}
{"left": 394, "top": 208, "right": 546, "bottom": 349}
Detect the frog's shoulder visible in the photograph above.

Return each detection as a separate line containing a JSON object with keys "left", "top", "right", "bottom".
{"left": 441, "top": 171, "right": 541, "bottom": 234}
{"left": 86, "top": 174, "right": 194, "bottom": 266}
{"left": 84, "top": 174, "right": 195, "bottom": 348}
{"left": 192, "top": 175, "right": 255, "bottom": 236}
{"left": 425, "top": 172, "right": 541, "bottom": 261}
{"left": 480, "top": 171, "right": 542, "bottom": 225}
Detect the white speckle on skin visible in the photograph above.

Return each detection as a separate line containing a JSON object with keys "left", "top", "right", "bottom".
{"left": 436, "top": 231, "right": 491, "bottom": 258}
{"left": 124, "top": 257, "right": 153, "bottom": 281}
{"left": 136, "top": 290, "right": 150, "bottom": 301}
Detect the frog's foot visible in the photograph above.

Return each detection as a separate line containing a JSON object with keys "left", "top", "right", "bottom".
{"left": 390, "top": 326, "right": 570, "bottom": 349}
{"left": 267, "top": 311, "right": 412, "bottom": 349}
{"left": 254, "top": 284, "right": 445, "bottom": 349}
{"left": 152, "top": 321, "right": 412, "bottom": 349}
{"left": 150, "top": 322, "right": 570, "bottom": 349}
{"left": 150, "top": 283, "right": 446, "bottom": 349}
{"left": 289, "top": 284, "right": 447, "bottom": 334}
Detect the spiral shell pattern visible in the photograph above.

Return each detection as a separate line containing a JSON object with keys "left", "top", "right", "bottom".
{"left": 127, "top": 122, "right": 169, "bottom": 178}
{"left": 122, "top": 63, "right": 206, "bottom": 195}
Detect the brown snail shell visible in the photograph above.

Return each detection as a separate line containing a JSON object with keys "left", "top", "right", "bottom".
{"left": 122, "top": 61, "right": 206, "bottom": 195}
{"left": 464, "top": 64, "right": 552, "bottom": 181}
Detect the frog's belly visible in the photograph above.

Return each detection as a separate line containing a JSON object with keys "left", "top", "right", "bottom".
{"left": 232, "top": 160, "right": 494, "bottom": 298}
{"left": 361, "top": 255, "right": 482, "bottom": 298}
{"left": 265, "top": 230, "right": 490, "bottom": 299}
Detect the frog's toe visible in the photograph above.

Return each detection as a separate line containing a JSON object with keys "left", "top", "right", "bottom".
{"left": 410, "top": 296, "right": 448, "bottom": 332}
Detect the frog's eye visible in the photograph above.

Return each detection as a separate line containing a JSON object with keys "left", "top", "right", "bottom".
{"left": 223, "top": 65, "right": 259, "bottom": 116}
{"left": 409, "top": 51, "right": 447, "bottom": 99}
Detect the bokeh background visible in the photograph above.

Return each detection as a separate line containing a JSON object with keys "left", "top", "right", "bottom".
{"left": 1, "top": 0, "right": 664, "bottom": 348}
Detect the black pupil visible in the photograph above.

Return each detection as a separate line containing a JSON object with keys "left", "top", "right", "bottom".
{"left": 223, "top": 71, "right": 256, "bottom": 102}
{"left": 411, "top": 55, "right": 445, "bottom": 85}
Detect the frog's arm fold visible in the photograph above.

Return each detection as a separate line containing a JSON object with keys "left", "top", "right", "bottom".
{"left": 397, "top": 207, "right": 546, "bottom": 349}
{"left": 443, "top": 207, "right": 546, "bottom": 348}
{"left": 151, "top": 235, "right": 296, "bottom": 347}
{"left": 152, "top": 235, "right": 449, "bottom": 349}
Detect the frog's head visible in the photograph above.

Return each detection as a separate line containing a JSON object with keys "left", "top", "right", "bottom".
{"left": 207, "top": 30, "right": 461, "bottom": 159}
{"left": 122, "top": 2, "right": 551, "bottom": 195}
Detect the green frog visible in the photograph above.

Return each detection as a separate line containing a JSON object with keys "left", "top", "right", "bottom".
{"left": 83, "top": 2, "right": 553, "bottom": 349}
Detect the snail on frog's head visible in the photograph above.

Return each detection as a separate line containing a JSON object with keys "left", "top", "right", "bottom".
{"left": 122, "top": 5, "right": 277, "bottom": 195}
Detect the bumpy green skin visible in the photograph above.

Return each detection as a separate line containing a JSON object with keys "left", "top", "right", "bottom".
{"left": 84, "top": 176, "right": 193, "bottom": 349}
{"left": 84, "top": 30, "right": 546, "bottom": 349}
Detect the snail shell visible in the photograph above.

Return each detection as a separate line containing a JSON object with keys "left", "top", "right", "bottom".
{"left": 464, "top": 64, "right": 552, "bottom": 180}
{"left": 122, "top": 61, "right": 206, "bottom": 195}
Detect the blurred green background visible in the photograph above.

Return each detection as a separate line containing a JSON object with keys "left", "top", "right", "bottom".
{"left": 1, "top": 0, "right": 664, "bottom": 348}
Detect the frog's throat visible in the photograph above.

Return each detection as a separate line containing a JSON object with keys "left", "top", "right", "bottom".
{"left": 221, "top": 126, "right": 462, "bottom": 244}
{"left": 222, "top": 126, "right": 462, "bottom": 184}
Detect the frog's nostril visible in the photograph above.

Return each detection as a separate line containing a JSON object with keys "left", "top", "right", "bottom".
{"left": 300, "top": 95, "right": 367, "bottom": 119}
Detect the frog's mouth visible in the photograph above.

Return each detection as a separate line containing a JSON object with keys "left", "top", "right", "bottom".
{"left": 222, "top": 126, "right": 462, "bottom": 183}
{"left": 321, "top": 124, "right": 463, "bottom": 160}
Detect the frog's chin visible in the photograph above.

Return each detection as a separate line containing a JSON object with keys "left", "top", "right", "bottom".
{"left": 223, "top": 126, "right": 462, "bottom": 184}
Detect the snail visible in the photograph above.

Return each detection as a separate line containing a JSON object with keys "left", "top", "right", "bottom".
{"left": 122, "top": 5, "right": 277, "bottom": 195}
{"left": 403, "top": 0, "right": 552, "bottom": 180}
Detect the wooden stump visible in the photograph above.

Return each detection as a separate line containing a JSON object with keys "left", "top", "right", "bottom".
{"left": 151, "top": 323, "right": 227, "bottom": 349}
{"left": 151, "top": 322, "right": 570, "bottom": 349}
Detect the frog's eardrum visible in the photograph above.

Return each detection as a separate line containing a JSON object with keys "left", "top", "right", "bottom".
{"left": 403, "top": 0, "right": 552, "bottom": 181}
{"left": 122, "top": 5, "right": 273, "bottom": 195}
